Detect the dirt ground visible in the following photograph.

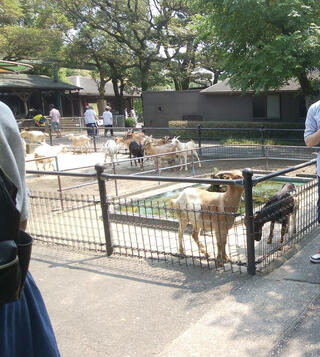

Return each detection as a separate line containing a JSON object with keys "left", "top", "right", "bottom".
{"left": 25, "top": 150, "right": 317, "bottom": 199}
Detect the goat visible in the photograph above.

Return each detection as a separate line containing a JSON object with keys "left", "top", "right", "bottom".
{"left": 169, "top": 170, "right": 243, "bottom": 266}
{"left": 21, "top": 130, "right": 48, "bottom": 143}
{"left": 253, "top": 183, "right": 298, "bottom": 244}
{"left": 124, "top": 129, "right": 146, "bottom": 145}
{"left": 129, "top": 141, "right": 144, "bottom": 169}
{"left": 148, "top": 135, "right": 171, "bottom": 145}
{"left": 103, "top": 140, "right": 119, "bottom": 166}
{"left": 171, "top": 136, "right": 201, "bottom": 171}
{"left": 66, "top": 134, "right": 90, "bottom": 154}
{"left": 33, "top": 143, "right": 67, "bottom": 173}
{"left": 143, "top": 141, "right": 178, "bottom": 169}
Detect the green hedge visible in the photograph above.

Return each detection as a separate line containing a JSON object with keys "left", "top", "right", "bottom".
{"left": 125, "top": 117, "right": 136, "bottom": 127}
{"left": 168, "top": 120, "right": 305, "bottom": 143}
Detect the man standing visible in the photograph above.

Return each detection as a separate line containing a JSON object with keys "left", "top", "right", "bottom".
{"left": 102, "top": 106, "right": 113, "bottom": 136}
{"left": 84, "top": 106, "right": 98, "bottom": 137}
{"left": 49, "top": 104, "right": 61, "bottom": 138}
{"left": 304, "top": 99, "right": 320, "bottom": 263}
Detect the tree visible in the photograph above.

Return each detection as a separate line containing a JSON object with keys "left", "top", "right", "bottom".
{"left": 0, "top": 0, "right": 65, "bottom": 68}
{"left": 193, "top": 0, "right": 320, "bottom": 106}
{"left": 57, "top": 0, "right": 188, "bottom": 91}
{"left": 0, "top": 0, "right": 22, "bottom": 25}
{"left": 63, "top": 25, "right": 135, "bottom": 114}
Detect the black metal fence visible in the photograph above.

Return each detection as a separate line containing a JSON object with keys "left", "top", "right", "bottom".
{"left": 19, "top": 117, "right": 306, "bottom": 150}
{"left": 27, "top": 158, "right": 318, "bottom": 274}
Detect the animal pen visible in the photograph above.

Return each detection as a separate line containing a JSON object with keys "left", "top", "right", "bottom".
{"left": 25, "top": 139, "right": 318, "bottom": 275}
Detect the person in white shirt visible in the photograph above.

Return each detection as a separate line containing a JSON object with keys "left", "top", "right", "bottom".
{"left": 304, "top": 99, "right": 320, "bottom": 263}
{"left": 84, "top": 106, "right": 98, "bottom": 137}
{"left": 49, "top": 104, "right": 61, "bottom": 138}
{"left": 102, "top": 106, "right": 113, "bottom": 136}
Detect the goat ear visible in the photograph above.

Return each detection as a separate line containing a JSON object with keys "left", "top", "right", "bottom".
{"left": 176, "top": 136, "right": 180, "bottom": 140}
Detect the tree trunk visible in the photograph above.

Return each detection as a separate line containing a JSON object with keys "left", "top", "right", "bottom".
{"left": 112, "top": 78, "right": 125, "bottom": 114}
{"left": 139, "top": 60, "right": 150, "bottom": 92}
{"left": 97, "top": 76, "right": 107, "bottom": 115}
{"left": 297, "top": 73, "right": 313, "bottom": 109}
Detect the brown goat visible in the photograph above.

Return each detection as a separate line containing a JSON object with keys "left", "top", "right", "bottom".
{"left": 169, "top": 170, "right": 243, "bottom": 266}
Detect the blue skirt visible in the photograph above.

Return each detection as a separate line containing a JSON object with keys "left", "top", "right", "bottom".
{"left": 0, "top": 272, "right": 60, "bottom": 357}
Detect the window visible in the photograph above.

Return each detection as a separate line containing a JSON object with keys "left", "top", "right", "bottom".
{"left": 253, "top": 95, "right": 280, "bottom": 120}
{"left": 266, "top": 95, "right": 280, "bottom": 119}
{"left": 253, "top": 96, "right": 266, "bottom": 118}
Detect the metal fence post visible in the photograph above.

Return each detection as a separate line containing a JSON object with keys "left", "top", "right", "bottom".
{"left": 197, "top": 125, "right": 202, "bottom": 154}
{"left": 92, "top": 129, "right": 97, "bottom": 152}
{"left": 260, "top": 126, "right": 265, "bottom": 157}
{"left": 112, "top": 161, "right": 118, "bottom": 197}
{"left": 242, "top": 168, "right": 256, "bottom": 275}
{"left": 95, "top": 164, "right": 113, "bottom": 256}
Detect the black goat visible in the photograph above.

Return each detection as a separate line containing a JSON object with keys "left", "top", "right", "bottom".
{"left": 129, "top": 141, "right": 144, "bottom": 169}
{"left": 253, "top": 183, "right": 298, "bottom": 244}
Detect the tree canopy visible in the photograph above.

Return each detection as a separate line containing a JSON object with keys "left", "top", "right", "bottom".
{"left": 2, "top": 0, "right": 320, "bottom": 103}
{"left": 193, "top": 0, "right": 320, "bottom": 103}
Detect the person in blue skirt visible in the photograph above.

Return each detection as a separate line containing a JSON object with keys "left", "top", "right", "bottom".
{"left": 0, "top": 101, "right": 61, "bottom": 357}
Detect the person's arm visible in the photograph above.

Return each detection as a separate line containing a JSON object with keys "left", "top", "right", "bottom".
{"left": 305, "top": 105, "right": 320, "bottom": 147}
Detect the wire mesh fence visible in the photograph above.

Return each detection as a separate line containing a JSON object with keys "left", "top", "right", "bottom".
{"left": 251, "top": 178, "right": 318, "bottom": 270}
{"left": 19, "top": 119, "right": 313, "bottom": 160}
{"left": 28, "top": 191, "right": 105, "bottom": 251}
{"left": 26, "top": 159, "right": 318, "bottom": 274}
{"left": 108, "top": 195, "right": 247, "bottom": 272}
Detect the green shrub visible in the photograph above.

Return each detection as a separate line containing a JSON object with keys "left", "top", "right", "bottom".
{"left": 168, "top": 120, "right": 305, "bottom": 144}
{"left": 125, "top": 117, "right": 136, "bottom": 127}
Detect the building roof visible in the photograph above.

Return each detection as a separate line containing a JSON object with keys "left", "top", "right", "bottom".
{"left": 200, "top": 79, "right": 301, "bottom": 94}
{"left": 67, "top": 76, "right": 140, "bottom": 97}
{"left": 0, "top": 73, "right": 81, "bottom": 90}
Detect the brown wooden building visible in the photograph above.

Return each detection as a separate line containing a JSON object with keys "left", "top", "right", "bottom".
{"left": 0, "top": 73, "right": 81, "bottom": 118}
{"left": 67, "top": 76, "right": 140, "bottom": 115}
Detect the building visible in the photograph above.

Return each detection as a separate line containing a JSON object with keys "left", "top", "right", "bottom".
{"left": 67, "top": 76, "right": 140, "bottom": 115}
{"left": 142, "top": 79, "right": 307, "bottom": 128}
{"left": 0, "top": 73, "right": 81, "bottom": 118}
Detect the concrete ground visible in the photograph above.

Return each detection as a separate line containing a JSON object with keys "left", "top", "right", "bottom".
{"left": 30, "top": 225, "right": 320, "bottom": 357}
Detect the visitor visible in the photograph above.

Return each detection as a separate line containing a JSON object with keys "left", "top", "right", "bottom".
{"left": 304, "top": 99, "right": 320, "bottom": 263}
{"left": 49, "top": 104, "right": 61, "bottom": 138}
{"left": 84, "top": 106, "right": 98, "bottom": 137}
{"left": 0, "top": 101, "right": 61, "bottom": 357}
{"left": 102, "top": 106, "right": 113, "bottom": 137}
{"left": 33, "top": 109, "right": 46, "bottom": 128}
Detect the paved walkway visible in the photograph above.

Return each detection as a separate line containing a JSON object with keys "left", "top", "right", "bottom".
{"left": 30, "top": 226, "right": 320, "bottom": 357}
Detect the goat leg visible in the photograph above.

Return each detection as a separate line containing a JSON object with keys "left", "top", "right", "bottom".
{"left": 280, "top": 217, "right": 290, "bottom": 244}
{"left": 192, "top": 229, "right": 210, "bottom": 258}
{"left": 193, "top": 151, "right": 201, "bottom": 168}
{"left": 267, "top": 221, "right": 275, "bottom": 244}
{"left": 216, "top": 232, "right": 229, "bottom": 266}
{"left": 178, "top": 220, "right": 188, "bottom": 255}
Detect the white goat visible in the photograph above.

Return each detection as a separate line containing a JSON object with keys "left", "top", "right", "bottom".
{"left": 103, "top": 140, "right": 119, "bottom": 166}
{"left": 21, "top": 130, "right": 48, "bottom": 143}
{"left": 169, "top": 170, "right": 243, "bottom": 266}
{"left": 66, "top": 134, "right": 90, "bottom": 154}
{"left": 171, "top": 136, "right": 201, "bottom": 171}
{"left": 34, "top": 143, "right": 67, "bottom": 173}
